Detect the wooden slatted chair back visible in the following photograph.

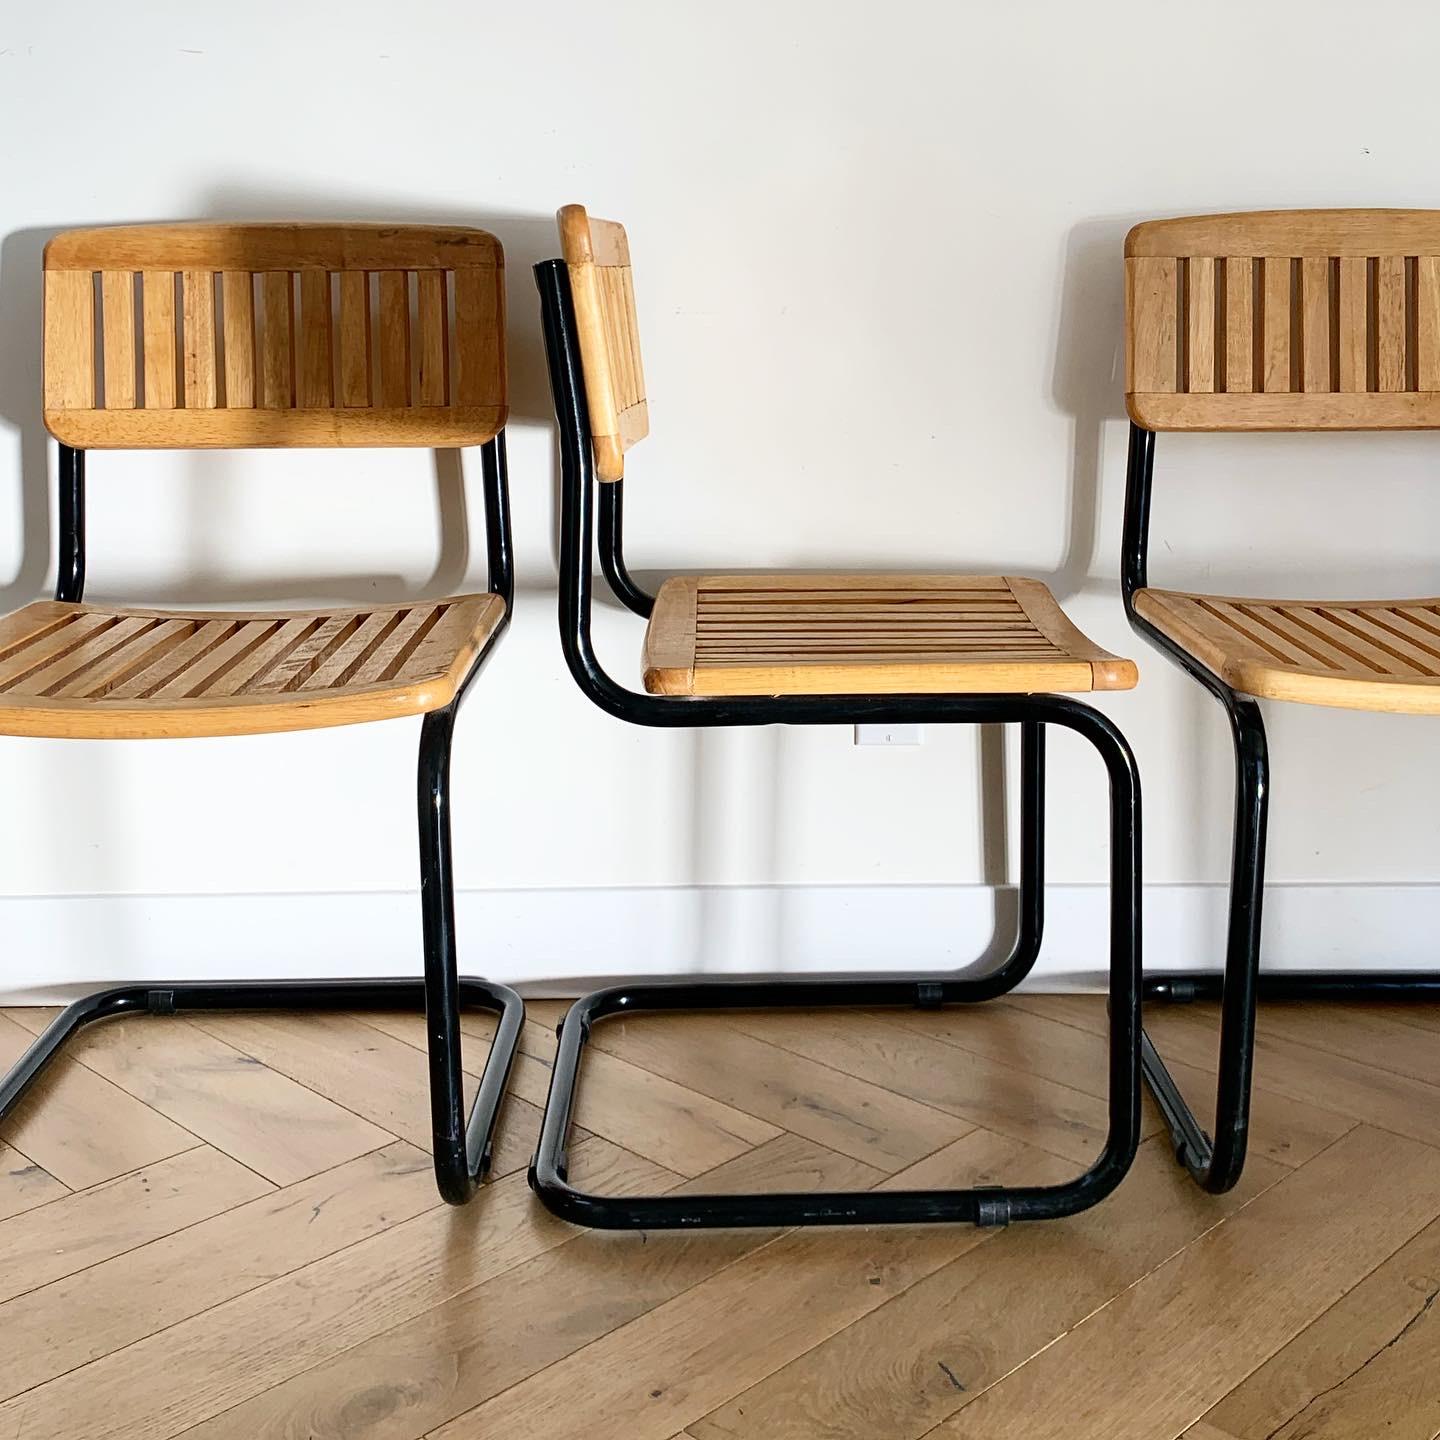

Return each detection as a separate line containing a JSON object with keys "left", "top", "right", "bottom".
{"left": 556, "top": 204, "right": 648, "bottom": 480}
{"left": 1126, "top": 209, "right": 1440, "bottom": 430}
{"left": 42, "top": 223, "right": 506, "bottom": 448}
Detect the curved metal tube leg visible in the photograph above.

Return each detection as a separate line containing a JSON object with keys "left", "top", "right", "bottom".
{"left": 1141, "top": 692, "right": 1268, "bottom": 1192}
{"left": 530, "top": 707, "right": 1141, "bottom": 1230}
{"left": 418, "top": 703, "right": 523, "bottom": 1204}
{"left": 0, "top": 706, "right": 524, "bottom": 1210}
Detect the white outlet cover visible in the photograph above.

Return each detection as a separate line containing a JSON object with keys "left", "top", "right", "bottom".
{"left": 854, "top": 724, "right": 923, "bottom": 746}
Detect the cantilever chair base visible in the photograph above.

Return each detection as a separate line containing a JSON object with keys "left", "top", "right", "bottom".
{"left": 528, "top": 244, "right": 1145, "bottom": 1231}
{"left": 1123, "top": 419, "right": 1440, "bottom": 1194}
{"left": 0, "top": 978, "right": 523, "bottom": 1202}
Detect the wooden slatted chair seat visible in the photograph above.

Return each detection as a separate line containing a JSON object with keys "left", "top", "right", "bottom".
{"left": 1135, "top": 590, "right": 1440, "bottom": 713}
{"left": 0, "top": 594, "right": 504, "bottom": 738}
{"left": 643, "top": 574, "right": 1136, "bottom": 696}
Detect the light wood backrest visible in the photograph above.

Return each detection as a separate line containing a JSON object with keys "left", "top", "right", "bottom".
{"left": 1126, "top": 210, "right": 1440, "bottom": 430}
{"left": 557, "top": 205, "right": 648, "bottom": 480}
{"left": 43, "top": 223, "right": 507, "bottom": 448}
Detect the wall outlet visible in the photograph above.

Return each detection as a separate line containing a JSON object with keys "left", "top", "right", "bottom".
{"left": 854, "top": 724, "right": 923, "bottom": 746}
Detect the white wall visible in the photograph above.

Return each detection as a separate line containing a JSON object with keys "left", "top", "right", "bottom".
{"left": 4, "top": 0, "right": 1440, "bottom": 995}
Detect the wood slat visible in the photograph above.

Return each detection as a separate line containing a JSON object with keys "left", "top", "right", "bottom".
{"left": 1128, "top": 209, "right": 1440, "bottom": 258}
{"left": 47, "top": 222, "right": 500, "bottom": 273}
{"left": 1377, "top": 254, "right": 1407, "bottom": 392}
{"left": 297, "top": 270, "right": 333, "bottom": 408}
{"left": 452, "top": 265, "right": 504, "bottom": 407}
{"left": 416, "top": 269, "right": 448, "bottom": 405}
{"left": 48, "top": 403, "right": 504, "bottom": 448}
{"left": 141, "top": 271, "right": 177, "bottom": 409}
{"left": 1128, "top": 392, "right": 1440, "bottom": 429}
{"left": 1127, "top": 256, "right": 1178, "bottom": 393}
{"left": 1337, "top": 255, "right": 1368, "bottom": 393}
{"left": 1223, "top": 256, "right": 1252, "bottom": 393}
{"left": 43, "top": 269, "right": 94, "bottom": 413}
{"left": 220, "top": 272, "right": 255, "bottom": 407}
{"left": 1301, "top": 256, "right": 1330, "bottom": 392}
{"left": 99, "top": 271, "right": 136, "bottom": 409}
{"left": 1186, "top": 257, "right": 1215, "bottom": 393}
{"left": 337, "top": 269, "right": 371, "bottom": 407}
{"left": 1262, "top": 256, "right": 1292, "bottom": 393}
{"left": 182, "top": 270, "right": 218, "bottom": 408}
{"left": 260, "top": 272, "right": 293, "bottom": 408}
{"left": 1418, "top": 256, "right": 1440, "bottom": 392}
{"left": 376, "top": 270, "right": 410, "bottom": 407}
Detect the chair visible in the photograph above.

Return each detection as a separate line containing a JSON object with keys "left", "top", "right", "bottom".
{"left": 528, "top": 204, "right": 1144, "bottom": 1230}
{"left": 0, "top": 223, "right": 522, "bottom": 1205}
{"left": 1124, "top": 208, "right": 1440, "bottom": 1193}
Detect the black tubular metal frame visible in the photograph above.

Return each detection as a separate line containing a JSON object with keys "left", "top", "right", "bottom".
{"left": 0, "top": 435, "right": 524, "bottom": 1206}
{"left": 1123, "top": 421, "right": 1440, "bottom": 1194}
{"left": 529, "top": 256, "right": 1144, "bottom": 1229}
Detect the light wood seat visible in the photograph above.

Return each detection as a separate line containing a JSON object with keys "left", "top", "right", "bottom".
{"left": 0, "top": 594, "right": 503, "bottom": 738}
{"left": 642, "top": 574, "right": 1137, "bottom": 697}
{"left": 1136, "top": 588, "right": 1440, "bottom": 714}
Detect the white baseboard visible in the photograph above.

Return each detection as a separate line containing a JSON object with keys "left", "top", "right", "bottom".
{"left": 2, "top": 882, "right": 1437, "bottom": 1004}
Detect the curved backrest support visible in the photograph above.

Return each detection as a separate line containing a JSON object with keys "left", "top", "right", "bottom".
{"left": 1126, "top": 209, "right": 1440, "bottom": 430}
{"left": 43, "top": 223, "right": 507, "bottom": 448}
{"left": 556, "top": 205, "right": 647, "bottom": 480}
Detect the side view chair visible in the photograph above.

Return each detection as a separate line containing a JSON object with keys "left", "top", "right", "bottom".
{"left": 1124, "top": 207, "right": 1440, "bottom": 1192}
{"left": 0, "top": 222, "right": 521, "bottom": 1204}
{"left": 530, "top": 204, "right": 1144, "bottom": 1230}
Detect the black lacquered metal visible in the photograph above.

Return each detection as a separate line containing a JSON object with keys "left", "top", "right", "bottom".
{"left": 1, "top": 433, "right": 523, "bottom": 1206}
{"left": 527, "top": 257, "right": 1144, "bottom": 1229}
{"left": 1121, "top": 419, "right": 1437, "bottom": 1195}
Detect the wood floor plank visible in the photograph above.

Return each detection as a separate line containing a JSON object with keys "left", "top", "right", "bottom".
{"left": 0, "top": 1142, "right": 437, "bottom": 1403}
{"left": 1254, "top": 1001, "right": 1440, "bottom": 1088}
{"left": 5, "top": 1010, "right": 392, "bottom": 1185}
{"left": 551, "top": 1009, "right": 971, "bottom": 1171}
{"left": 1201, "top": 1211, "right": 1440, "bottom": 1439}
{"left": 0, "top": 1145, "right": 269, "bottom": 1305}
{"left": 368, "top": 1009, "right": 779, "bottom": 1178}
{"left": 690, "top": 1136, "right": 1283, "bottom": 1440}
{"left": 724, "top": 1009, "right": 1115, "bottom": 1164}
{"left": 0, "top": 1139, "right": 672, "bottom": 1440}
{"left": 1004, "top": 996, "right": 1366, "bottom": 1168}
{"left": 516, "top": 1019, "right": 783, "bottom": 1176}
{"left": 426, "top": 1130, "right": 1043, "bottom": 1440}
{"left": 189, "top": 1010, "right": 553, "bottom": 1181}
{"left": 923, "top": 1125, "right": 1440, "bottom": 1440}
{"left": 0, "top": 1013, "right": 198, "bottom": 1189}
{"left": 177, "top": 1134, "right": 880, "bottom": 1440}
{"left": 0, "top": 1141, "right": 67, "bottom": 1221}
{"left": 1144, "top": 1005, "right": 1440, "bottom": 1151}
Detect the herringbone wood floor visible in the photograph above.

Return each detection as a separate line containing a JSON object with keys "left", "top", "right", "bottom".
{"left": 2, "top": 994, "right": 1439, "bottom": 1438}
